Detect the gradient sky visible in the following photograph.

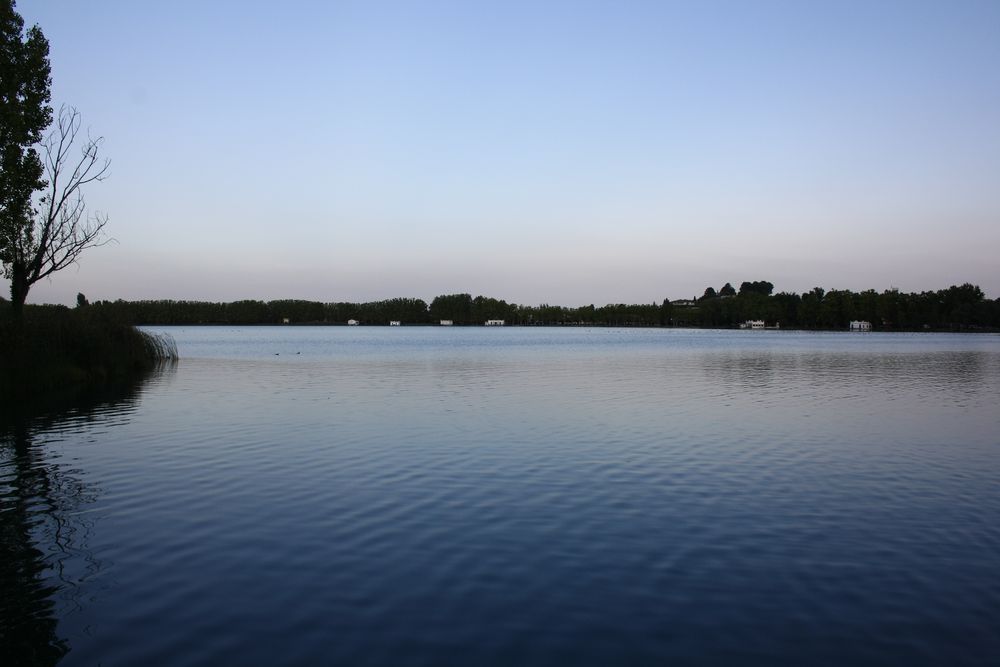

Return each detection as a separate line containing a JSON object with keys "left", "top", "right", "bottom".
{"left": 12, "top": 0, "right": 1000, "bottom": 306}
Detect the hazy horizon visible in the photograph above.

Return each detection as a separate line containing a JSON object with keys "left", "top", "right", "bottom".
{"left": 9, "top": 0, "right": 1000, "bottom": 307}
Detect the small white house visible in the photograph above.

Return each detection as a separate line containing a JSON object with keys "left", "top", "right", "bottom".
{"left": 439, "top": 320, "right": 454, "bottom": 326}
{"left": 389, "top": 320, "right": 401, "bottom": 326}
{"left": 347, "top": 319, "right": 359, "bottom": 326}
{"left": 485, "top": 319, "right": 505, "bottom": 326}
{"left": 740, "top": 320, "right": 765, "bottom": 329}
{"left": 849, "top": 320, "right": 872, "bottom": 331}
{"left": 282, "top": 317, "right": 290, "bottom": 324}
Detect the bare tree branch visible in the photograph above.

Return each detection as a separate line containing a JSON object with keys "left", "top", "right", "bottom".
{"left": 4, "top": 105, "right": 111, "bottom": 309}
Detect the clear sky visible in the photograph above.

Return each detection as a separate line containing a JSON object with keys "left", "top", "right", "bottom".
{"left": 12, "top": 0, "right": 1000, "bottom": 306}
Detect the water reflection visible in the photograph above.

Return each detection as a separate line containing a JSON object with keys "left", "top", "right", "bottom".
{"left": 4, "top": 327, "right": 1000, "bottom": 665}
{"left": 700, "top": 349, "right": 987, "bottom": 385}
{"left": 0, "top": 365, "right": 172, "bottom": 666}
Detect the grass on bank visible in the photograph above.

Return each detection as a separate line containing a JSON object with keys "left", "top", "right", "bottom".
{"left": 0, "top": 302, "right": 176, "bottom": 401}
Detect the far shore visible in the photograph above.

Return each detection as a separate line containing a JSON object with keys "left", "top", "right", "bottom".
{"left": 14, "top": 281, "right": 1000, "bottom": 332}
{"left": 138, "top": 320, "right": 1000, "bottom": 334}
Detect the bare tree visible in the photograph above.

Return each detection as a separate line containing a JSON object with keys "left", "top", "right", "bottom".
{"left": 2, "top": 105, "right": 110, "bottom": 313}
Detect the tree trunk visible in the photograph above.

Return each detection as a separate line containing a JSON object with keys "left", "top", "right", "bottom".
{"left": 10, "top": 267, "right": 29, "bottom": 316}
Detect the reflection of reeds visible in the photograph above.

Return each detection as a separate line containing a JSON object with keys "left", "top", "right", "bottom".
{"left": 0, "top": 304, "right": 177, "bottom": 399}
{"left": 1, "top": 364, "right": 158, "bottom": 665}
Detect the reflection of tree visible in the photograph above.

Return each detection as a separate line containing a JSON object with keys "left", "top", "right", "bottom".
{"left": 0, "top": 421, "right": 68, "bottom": 665}
{"left": 696, "top": 350, "right": 988, "bottom": 402}
{"left": 0, "top": 367, "right": 170, "bottom": 665}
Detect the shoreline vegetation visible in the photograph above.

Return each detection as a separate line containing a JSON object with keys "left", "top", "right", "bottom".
{"left": 0, "top": 302, "right": 177, "bottom": 401}
{"left": 40, "top": 282, "right": 1000, "bottom": 332}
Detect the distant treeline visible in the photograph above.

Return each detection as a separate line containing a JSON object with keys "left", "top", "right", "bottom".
{"left": 683, "top": 282, "right": 998, "bottom": 330}
{"left": 66, "top": 282, "right": 1000, "bottom": 330}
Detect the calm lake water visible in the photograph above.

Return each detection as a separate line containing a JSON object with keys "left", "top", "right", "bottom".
{"left": 3, "top": 327, "right": 1000, "bottom": 665}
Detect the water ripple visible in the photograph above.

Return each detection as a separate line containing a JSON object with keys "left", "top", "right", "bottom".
{"left": 3, "top": 330, "right": 1000, "bottom": 665}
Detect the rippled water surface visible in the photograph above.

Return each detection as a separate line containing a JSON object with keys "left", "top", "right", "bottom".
{"left": 3, "top": 327, "right": 1000, "bottom": 665}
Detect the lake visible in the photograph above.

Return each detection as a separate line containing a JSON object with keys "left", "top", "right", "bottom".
{"left": 3, "top": 327, "right": 999, "bottom": 665}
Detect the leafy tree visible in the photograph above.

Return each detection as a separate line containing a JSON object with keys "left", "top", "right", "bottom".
{"left": 738, "top": 280, "right": 774, "bottom": 296}
{"left": 659, "top": 298, "right": 673, "bottom": 325}
{"left": 819, "top": 289, "right": 855, "bottom": 328}
{"left": 856, "top": 289, "right": 879, "bottom": 326}
{"left": 798, "top": 287, "right": 825, "bottom": 327}
{"left": 269, "top": 299, "right": 325, "bottom": 323}
{"left": 877, "top": 289, "right": 902, "bottom": 328}
{"left": 941, "top": 283, "right": 984, "bottom": 325}
{"left": 430, "top": 293, "right": 473, "bottom": 323}
{"left": 227, "top": 300, "right": 272, "bottom": 324}
{"left": 0, "top": 0, "right": 52, "bottom": 311}
{"left": 771, "top": 291, "right": 801, "bottom": 326}
{"left": 700, "top": 286, "right": 717, "bottom": 301}
{"left": 471, "top": 295, "right": 512, "bottom": 322}
{"left": 719, "top": 282, "right": 736, "bottom": 297}
{"left": 75, "top": 291, "right": 87, "bottom": 308}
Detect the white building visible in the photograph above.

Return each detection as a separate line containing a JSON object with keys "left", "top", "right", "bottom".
{"left": 439, "top": 320, "right": 454, "bottom": 326}
{"left": 347, "top": 319, "right": 359, "bottom": 326}
{"left": 389, "top": 320, "right": 401, "bottom": 326}
{"left": 849, "top": 320, "right": 872, "bottom": 331}
{"left": 485, "top": 319, "right": 505, "bottom": 326}
{"left": 740, "top": 320, "right": 765, "bottom": 329}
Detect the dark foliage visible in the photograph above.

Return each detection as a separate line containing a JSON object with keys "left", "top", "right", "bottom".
{"left": 688, "top": 283, "right": 998, "bottom": 330}
{"left": 0, "top": 302, "right": 175, "bottom": 400}
{"left": 0, "top": 0, "right": 51, "bottom": 311}
{"left": 74, "top": 283, "right": 1000, "bottom": 331}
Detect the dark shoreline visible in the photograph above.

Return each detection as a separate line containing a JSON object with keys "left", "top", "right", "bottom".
{"left": 51, "top": 283, "right": 999, "bottom": 331}
{"left": 0, "top": 307, "right": 176, "bottom": 401}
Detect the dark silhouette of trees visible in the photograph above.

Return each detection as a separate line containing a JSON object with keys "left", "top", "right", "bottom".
{"left": 0, "top": 3, "right": 109, "bottom": 313}
{"left": 738, "top": 281, "right": 774, "bottom": 296}
{"left": 719, "top": 282, "right": 736, "bottom": 297}
{"left": 69, "top": 283, "right": 999, "bottom": 331}
{"left": 659, "top": 298, "right": 673, "bottom": 325}
{"left": 269, "top": 299, "right": 324, "bottom": 323}
{"left": 0, "top": 0, "right": 52, "bottom": 313}
{"left": 430, "top": 293, "right": 473, "bottom": 323}
{"left": 941, "top": 283, "right": 984, "bottom": 325}
{"left": 770, "top": 292, "right": 800, "bottom": 326}
{"left": 798, "top": 287, "right": 824, "bottom": 327}
{"left": 819, "top": 289, "right": 856, "bottom": 328}
{"left": 3, "top": 106, "right": 109, "bottom": 313}
{"left": 471, "top": 295, "right": 512, "bottom": 322}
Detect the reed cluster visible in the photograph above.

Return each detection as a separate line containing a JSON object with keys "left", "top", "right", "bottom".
{"left": 0, "top": 303, "right": 176, "bottom": 400}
